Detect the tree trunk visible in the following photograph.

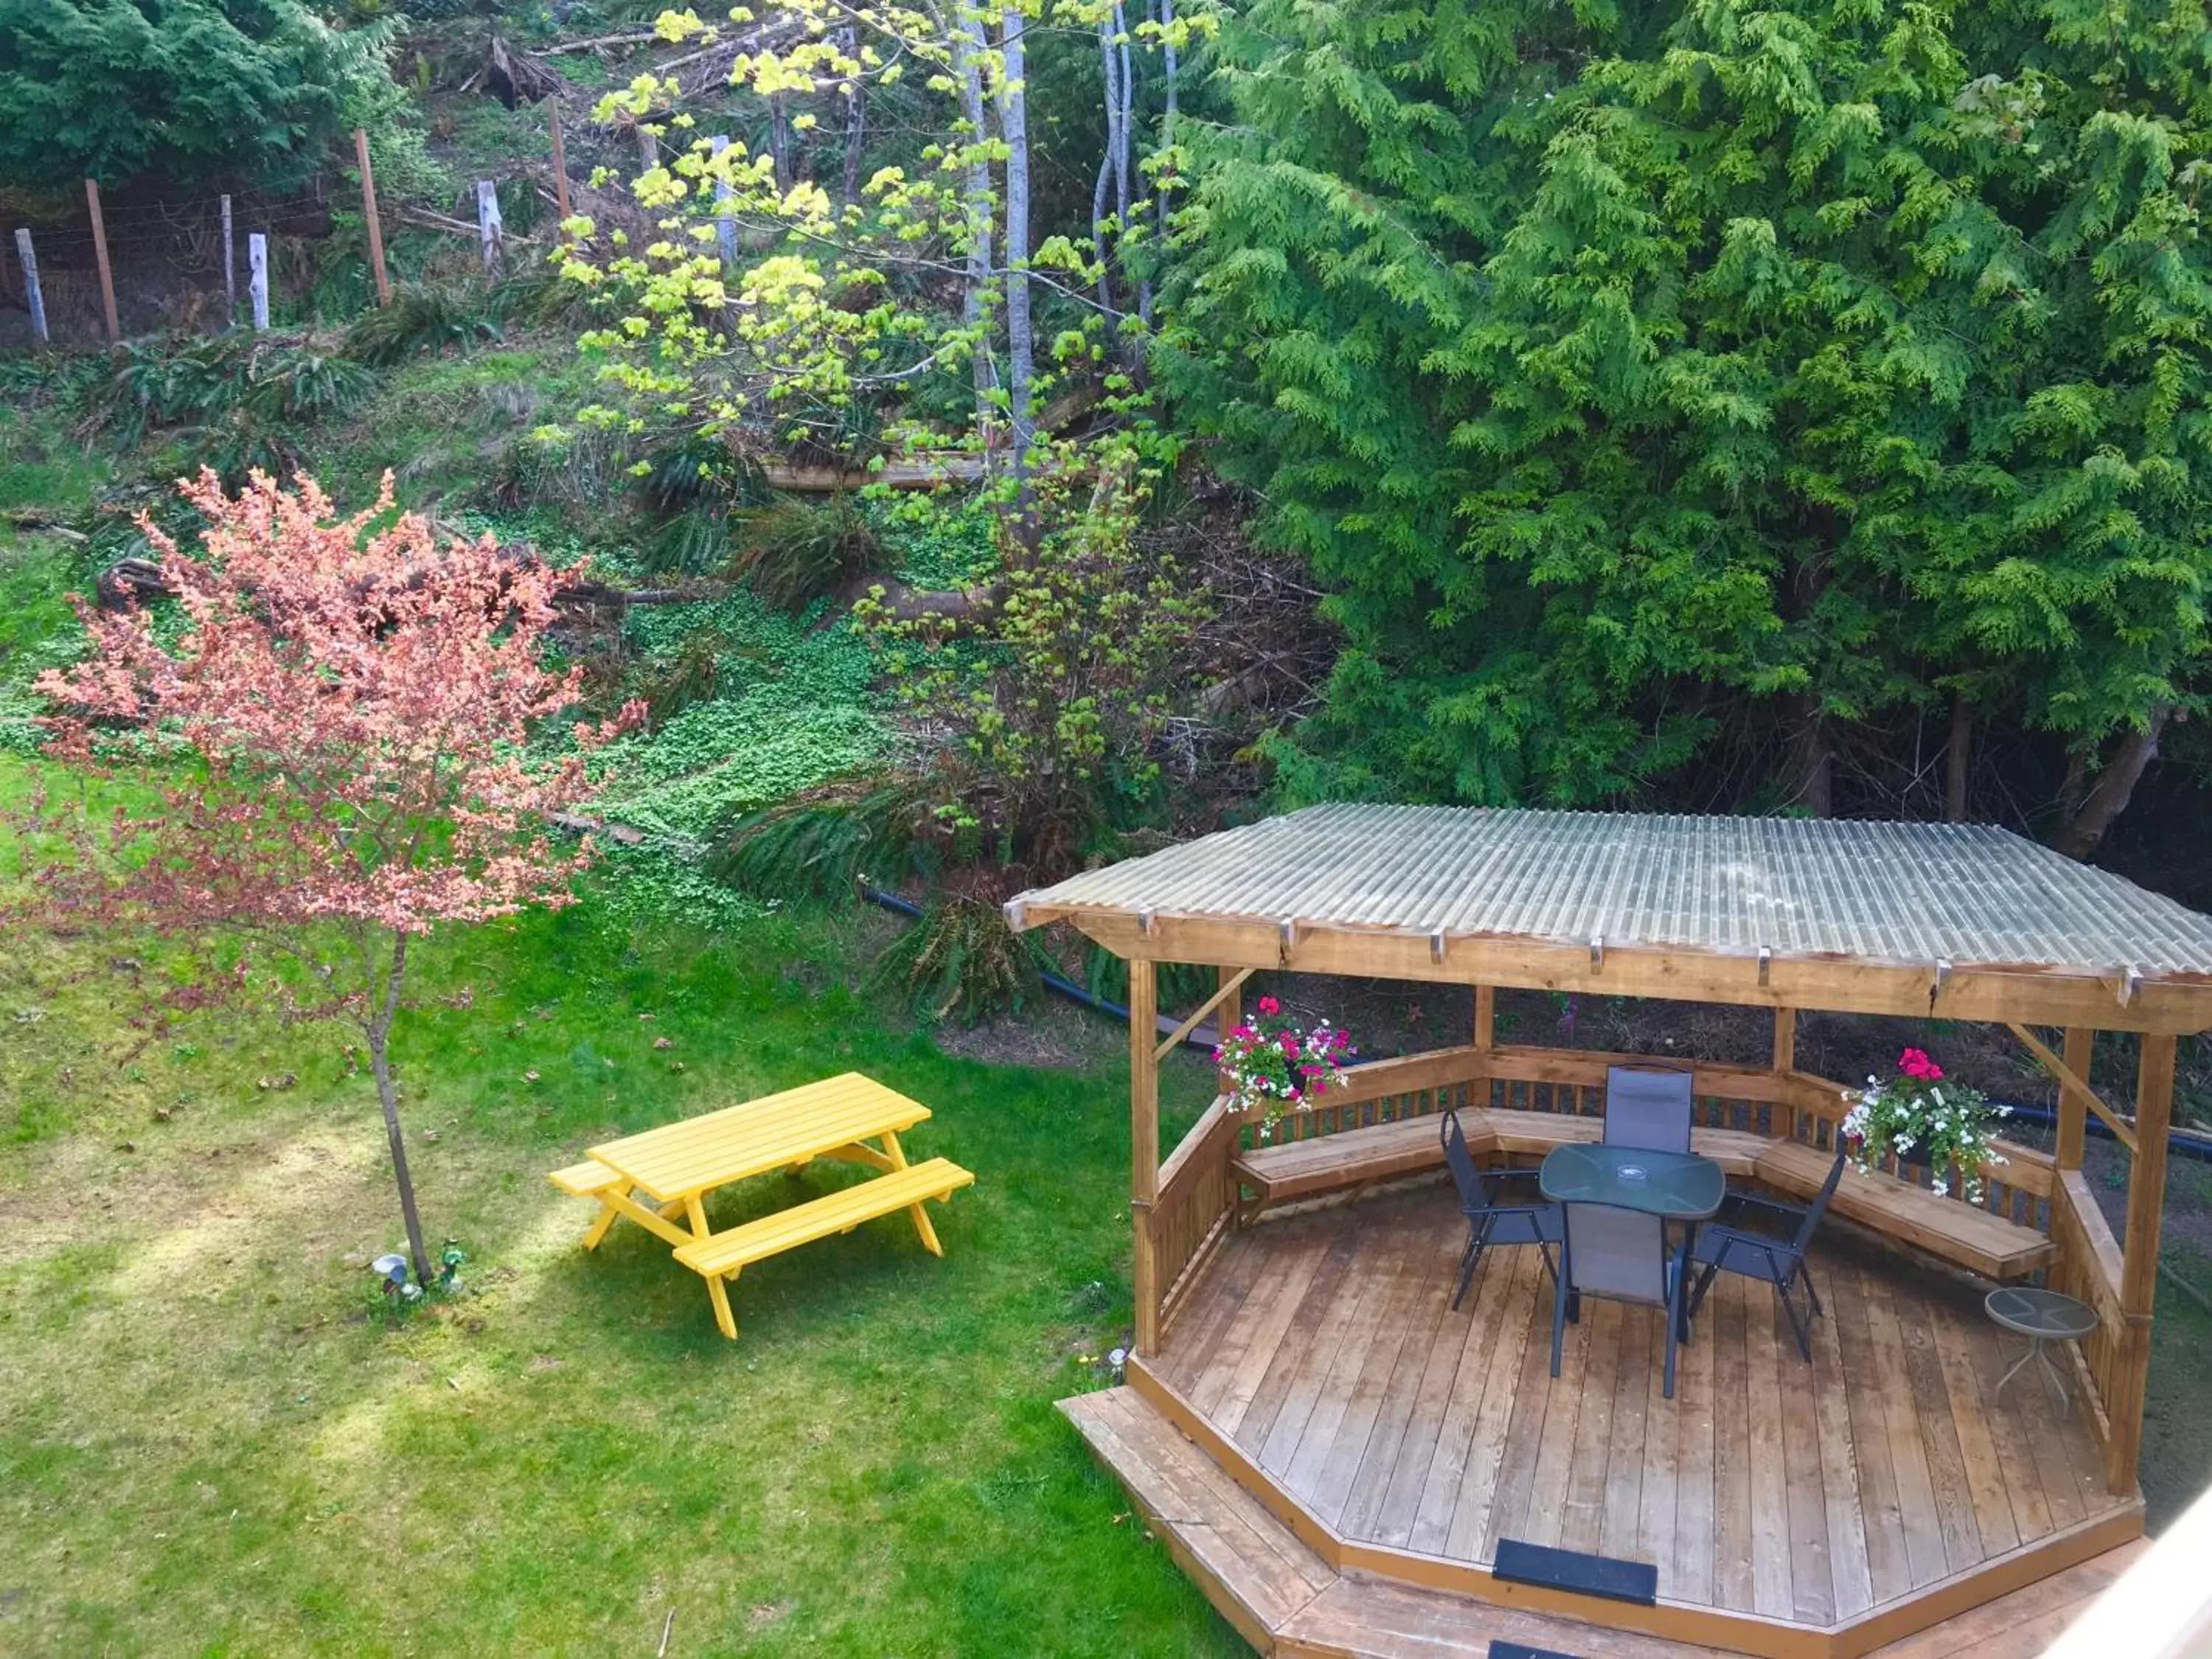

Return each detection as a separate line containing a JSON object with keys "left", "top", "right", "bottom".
{"left": 950, "top": 10, "right": 999, "bottom": 459}
{"left": 1791, "top": 698, "right": 1833, "bottom": 817}
{"left": 770, "top": 94, "right": 793, "bottom": 192}
{"left": 998, "top": 5, "right": 1037, "bottom": 495}
{"left": 1944, "top": 695, "right": 1973, "bottom": 822}
{"left": 2055, "top": 705, "right": 2173, "bottom": 859}
{"left": 368, "top": 931, "right": 432, "bottom": 1286}
{"left": 840, "top": 29, "right": 866, "bottom": 209}
{"left": 1091, "top": 14, "right": 1119, "bottom": 317}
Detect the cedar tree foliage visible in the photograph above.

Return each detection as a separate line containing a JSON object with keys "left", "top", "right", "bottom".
{"left": 1161, "top": 0, "right": 2212, "bottom": 833}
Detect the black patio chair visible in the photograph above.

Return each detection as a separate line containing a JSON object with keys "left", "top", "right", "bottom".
{"left": 1604, "top": 1064, "right": 1694, "bottom": 1153}
{"left": 1685, "top": 1145, "right": 1847, "bottom": 1363}
{"left": 1441, "top": 1107, "right": 1560, "bottom": 1310}
{"left": 1552, "top": 1200, "right": 1691, "bottom": 1398}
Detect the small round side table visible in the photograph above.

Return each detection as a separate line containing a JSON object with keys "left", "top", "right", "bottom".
{"left": 1984, "top": 1287, "right": 2098, "bottom": 1408}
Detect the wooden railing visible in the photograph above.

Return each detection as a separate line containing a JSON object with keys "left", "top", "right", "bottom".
{"left": 2048, "top": 1167, "right": 2129, "bottom": 1454}
{"left": 1150, "top": 1096, "right": 1241, "bottom": 1332}
{"left": 1152, "top": 1041, "right": 2128, "bottom": 1455}
{"left": 1235, "top": 1043, "right": 1488, "bottom": 1152}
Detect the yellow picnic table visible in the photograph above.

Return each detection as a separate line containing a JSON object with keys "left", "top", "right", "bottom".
{"left": 549, "top": 1072, "right": 974, "bottom": 1338}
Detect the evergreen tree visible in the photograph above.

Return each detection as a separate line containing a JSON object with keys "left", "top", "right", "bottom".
{"left": 1161, "top": 0, "right": 2211, "bottom": 841}
{"left": 0, "top": 0, "right": 396, "bottom": 190}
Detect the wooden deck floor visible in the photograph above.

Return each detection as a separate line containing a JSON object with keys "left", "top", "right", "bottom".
{"left": 1062, "top": 1383, "right": 2146, "bottom": 1658}
{"left": 1141, "top": 1187, "right": 2136, "bottom": 1644}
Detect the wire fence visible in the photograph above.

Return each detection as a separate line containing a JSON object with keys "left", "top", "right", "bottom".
{"left": 1, "top": 116, "right": 582, "bottom": 349}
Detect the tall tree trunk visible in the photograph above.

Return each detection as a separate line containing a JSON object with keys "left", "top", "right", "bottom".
{"left": 998, "top": 4, "right": 1037, "bottom": 496}
{"left": 1115, "top": 3, "right": 1144, "bottom": 333}
{"left": 1091, "top": 13, "right": 1119, "bottom": 317}
{"left": 2055, "top": 705, "right": 2173, "bottom": 859}
{"left": 1791, "top": 703, "right": 1834, "bottom": 818}
{"left": 770, "top": 94, "right": 793, "bottom": 192}
{"left": 367, "top": 930, "right": 431, "bottom": 1286}
{"left": 950, "top": 8, "right": 999, "bottom": 457}
{"left": 1944, "top": 695, "right": 1974, "bottom": 822}
{"left": 839, "top": 29, "right": 866, "bottom": 209}
{"left": 1147, "top": 0, "right": 1175, "bottom": 324}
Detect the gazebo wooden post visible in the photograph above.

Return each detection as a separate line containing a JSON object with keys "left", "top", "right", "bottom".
{"left": 1129, "top": 956, "right": 1161, "bottom": 1357}
{"left": 1773, "top": 1007, "right": 1797, "bottom": 1139}
{"left": 2056, "top": 1028, "right": 2095, "bottom": 1169}
{"left": 1472, "top": 985, "right": 1495, "bottom": 1110}
{"left": 2109, "top": 1032, "right": 2177, "bottom": 1489}
{"left": 1216, "top": 964, "right": 1242, "bottom": 1097}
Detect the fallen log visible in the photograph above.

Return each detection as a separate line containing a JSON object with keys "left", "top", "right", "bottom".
{"left": 764, "top": 454, "right": 989, "bottom": 492}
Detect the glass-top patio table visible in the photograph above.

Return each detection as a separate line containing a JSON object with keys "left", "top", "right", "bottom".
{"left": 1540, "top": 1142, "right": 1727, "bottom": 1342}
{"left": 1537, "top": 1142, "right": 1727, "bottom": 1219}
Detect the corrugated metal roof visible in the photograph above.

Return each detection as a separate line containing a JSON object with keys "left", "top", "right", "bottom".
{"left": 1008, "top": 805, "right": 2212, "bottom": 981}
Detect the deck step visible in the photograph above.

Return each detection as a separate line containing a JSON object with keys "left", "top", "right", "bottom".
{"left": 1059, "top": 1385, "right": 1724, "bottom": 1658}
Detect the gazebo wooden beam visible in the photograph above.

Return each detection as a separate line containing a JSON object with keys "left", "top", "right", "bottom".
{"left": 1051, "top": 912, "right": 2212, "bottom": 1035}
{"left": 2007, "top": 1022, "right": 2138, "bottom": 1152}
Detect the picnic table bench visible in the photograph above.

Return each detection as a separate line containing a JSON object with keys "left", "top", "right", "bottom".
{"left": 550, "top": 1072, "right": 975, "bottom": 1338}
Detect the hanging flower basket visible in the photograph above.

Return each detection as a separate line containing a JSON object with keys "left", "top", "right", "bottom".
{"left": 1213, "top": 996, "right": 1354, "bottom": 1143}
{"left": 1840, "top": 1048, "right": 2010, "bottom": 1202}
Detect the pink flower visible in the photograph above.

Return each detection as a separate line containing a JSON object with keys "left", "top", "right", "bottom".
{"left": 1232, "top": 1024, "right": 1255, "bottom": 1040}
{"left": 1257, "top": 995, "right": 1281, "bottom": 1017}
{"left": 1279, "top": 1030, "right": 1300, "bottom": 1056}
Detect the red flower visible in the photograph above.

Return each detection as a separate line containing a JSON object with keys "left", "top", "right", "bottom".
{"left": 1257, "top": 995, "right": 1281, "bottom": 1017}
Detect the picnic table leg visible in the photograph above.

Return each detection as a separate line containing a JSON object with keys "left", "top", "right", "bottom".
{"left": 681, "top": 1193, "right": 742, "bottom": 1336}
{"left": 585, "top": 1189, "right": 688, "bottom": 1251}
{"left": 706, "top": 1268, "right": 740, "bottom": 1340}
{"left": 878, "top": 1129, "right": 945, "bottom": 1256}
{"left": 582, "top": 1193, "right": 624, "bottom": 1250}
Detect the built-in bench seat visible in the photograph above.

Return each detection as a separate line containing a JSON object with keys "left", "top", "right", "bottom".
{"left": 1232, "top": 1107, "right": 2051, "bottom": 1281}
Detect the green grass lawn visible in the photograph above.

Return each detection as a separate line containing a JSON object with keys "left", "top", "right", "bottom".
{"left": 0, "top": 891, "right": 1239, "bottom": 1656}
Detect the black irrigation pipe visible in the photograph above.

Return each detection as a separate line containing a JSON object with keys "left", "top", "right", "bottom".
{"left": 862, "top": 885, "right": 2212, "bottom": 1151}
{"left": 858, "top": 882, "right": 1218, "bottom": 1052}
{"left": 1986, "top": 1098, "right": 2212, "bottom": 1165}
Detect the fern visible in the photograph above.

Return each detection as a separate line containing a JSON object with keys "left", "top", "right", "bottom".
{"left": 869, "top": 895, "right": 1043, "bottom": 1025}
{"left": 707, "top": 776, "right": 936, "bottom": 901}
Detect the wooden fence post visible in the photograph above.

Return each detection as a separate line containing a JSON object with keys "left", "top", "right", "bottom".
{"left": 220, "top": 195, "right": 235, "bottom": 326}
{"left": 355, "top": 129, "right": 392, "bottom": 306}
{"left": 1129, "top": 955, "right": 1161, "bottom": 1357}
{"left": 476, "top": 181, "right": 504, "bottom": 273}
{"left": 248, "top": 233, "right": 269, "bottom": 331}
{"left": 85, "top": 179, "right": 120, "bottom": 343}
{"left": 14, "top": 228, "right": 47, "bottom": 344}
{"left": 711, "top": 134, "right": 737, "bottom": 265}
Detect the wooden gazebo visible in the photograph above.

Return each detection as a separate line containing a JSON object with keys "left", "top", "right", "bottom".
{"left": 1007, "top": 807, "right": 2212, "bottom": 1658}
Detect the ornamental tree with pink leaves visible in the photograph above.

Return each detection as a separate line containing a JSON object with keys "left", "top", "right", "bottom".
{"left": 26, "top": 469, "right": 642, "bottom": 1284}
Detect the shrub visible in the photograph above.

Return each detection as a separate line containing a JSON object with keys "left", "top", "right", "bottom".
{"left": 343, "top": 284, "right": 504, "bottom": 367}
